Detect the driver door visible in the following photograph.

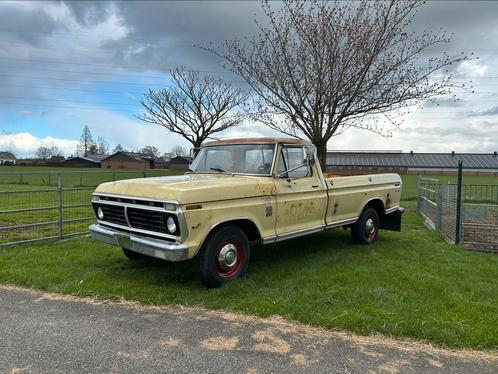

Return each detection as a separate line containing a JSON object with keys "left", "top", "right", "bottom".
{"left": 273, "top": 146, "right": 326, "bottom": 236}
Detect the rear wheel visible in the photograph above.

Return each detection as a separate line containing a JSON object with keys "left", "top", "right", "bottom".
{"left": 351, "top": 207, "right": 379, "bottom": 244}
{"left": 122, "top": 248, "right": 146, "bottom": 260}
{"left": 197, "top": 225, "right": 250, "bottom": 288}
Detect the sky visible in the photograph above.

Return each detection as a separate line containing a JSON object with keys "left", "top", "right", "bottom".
{"left": 0, "top": 0, "right": 497, "bottom": 158}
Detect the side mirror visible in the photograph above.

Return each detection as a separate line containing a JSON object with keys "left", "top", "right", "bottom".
{"left": 304, "top": 144, "right": 316, "bottom": 167}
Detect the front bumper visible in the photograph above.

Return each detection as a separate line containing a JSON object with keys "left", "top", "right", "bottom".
{"left": 89, "top": 224, "right": 189, "bottom": 262}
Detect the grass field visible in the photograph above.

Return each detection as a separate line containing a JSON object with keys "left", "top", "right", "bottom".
{"left": 0, "top": 166, "right": 183, "bottom": 188}
{"left": 0, "top": 167, "right": 182, "bottom": 244}
{"left": 1, "top": 206, "right": 498, "bottom": 350}
{"left": 0, "top": 167, "right": 497, "bottom": 349}
{"left": 1, "top": 165, "right": 496, "bottom": 197}
{"left": 399, "top": 173, "right": 498, "bottom": 200}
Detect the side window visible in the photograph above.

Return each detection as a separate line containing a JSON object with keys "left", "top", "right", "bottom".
{"left": 277, "top": 147, "right": 311, "bottom": 179}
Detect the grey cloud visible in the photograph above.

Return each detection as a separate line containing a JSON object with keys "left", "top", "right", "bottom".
{"left": 466, "top": 105, "right": 498, "bottom": 117}
{"left": 0, "top": 4, "right": 61, "bottom": 45}
{"left": 101, "top": 1, "right": 264, "bottom": 73}
{"left": 413, "top": 1, "right": 498, "bottom": 54}
{"left": 1, "top": 1, "right": 498, "bottom": 153}
{"left": 63, "top": 1, "right": 115, "bottom": 26}
{"left": 422, "top": 98, "right": 466, "bottom": 108}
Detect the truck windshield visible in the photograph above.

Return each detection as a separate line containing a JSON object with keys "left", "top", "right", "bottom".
{"left": 190, "top": 144, "right": 275, "bottom": 175}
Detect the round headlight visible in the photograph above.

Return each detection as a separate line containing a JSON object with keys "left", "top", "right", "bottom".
{"left": 166, "top": 216, "right": 177, "bottom": 234}
{"left": 97, "top": 207, "right": 104, "bottom": 220}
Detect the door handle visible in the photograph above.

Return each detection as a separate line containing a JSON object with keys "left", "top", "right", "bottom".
{"left": 312, "top": 185, "right": 320, "bottom": 188}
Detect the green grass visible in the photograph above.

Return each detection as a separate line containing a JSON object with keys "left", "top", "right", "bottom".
{"left": 0, "top": 168, "right": 183, "bottom": 244}
{"left": 1, "top": 206, "right": 497, "bottom": 350}
{"left": 400, "top": 174, "right": 498, "bottom": 200}
{"left": 0, "top": 166, "right": 183, "bottom": 187}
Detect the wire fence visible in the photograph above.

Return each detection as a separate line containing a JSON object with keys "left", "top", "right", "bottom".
{"left": 0, "top": 170, "right": 176, "bottom": 247}
{"left": 0, "top": 169, "right": 173, "bottom": 187}
{"left": 417, "top": 174, "right": 498, "bottom": 252}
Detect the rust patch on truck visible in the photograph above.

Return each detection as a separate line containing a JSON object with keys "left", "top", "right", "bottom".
{"left": 285, "top": 201, "right": 315, "bottom": 220}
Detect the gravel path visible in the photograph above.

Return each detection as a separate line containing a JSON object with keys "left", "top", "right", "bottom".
{"left": 1, "top": 285, "right": 497, "bottom": 373}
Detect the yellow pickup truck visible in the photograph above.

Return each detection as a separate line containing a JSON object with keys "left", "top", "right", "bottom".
{"left": 90, "top": 138, "right": 403, "bottom": 287}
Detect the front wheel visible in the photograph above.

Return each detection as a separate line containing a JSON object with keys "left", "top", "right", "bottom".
{"left": 197, "top": 225, "right": 250, "bottom": 288}
{"left": 351, "top": 207, "right": 379, "bottom": 244}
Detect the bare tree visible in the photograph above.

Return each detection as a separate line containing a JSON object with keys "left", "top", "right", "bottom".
{"left": 138, "top": 67, "right": 249, "bottom": 150}
{"left": 140, "top": 145, "right": 160, "bottom": 158}
{"left": 96, "top": 136, "right": 109, "bottom": 155}
{"left": 36, "top": 146, "right": 52, "bottom": 160}
{"left": 171, "top": 145, "right": 187, "bottom": 157}
{"left": 76, "top": 125, "right": 95, "bottom": 157}
{"left": 206, "top": 0, "right": 470, "bottom": 167}
{"left": 48, "top": 146, "right": 62, "bottom": 157}
{"left": 112, "top": 144, "right": 126, "bottom": 153}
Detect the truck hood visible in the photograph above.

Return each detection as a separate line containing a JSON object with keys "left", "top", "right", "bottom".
{"left": 94, "top": 174, "right": 276, "bottom": 204}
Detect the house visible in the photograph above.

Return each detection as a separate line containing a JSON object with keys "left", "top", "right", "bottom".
{"left": 63, "top": 154, "right": 107, "bottom": 168}
{"left": 326, "top": 150, "right": 498, "bottom": 176}
{"left": 169, "top": 156, "right": 192, "bottom": 171}
{"left": 0, "top": 151, "right": 16, "bottom": 165}
{"left": 101, "top": 152, "right": 158, "bottom": 169}
{"left": 154, "top": 157, "right": 170, "bottom": 169}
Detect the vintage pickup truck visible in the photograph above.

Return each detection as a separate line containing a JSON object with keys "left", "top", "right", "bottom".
{"left": 90, "top": 138, "right": 403, "bottom": 287}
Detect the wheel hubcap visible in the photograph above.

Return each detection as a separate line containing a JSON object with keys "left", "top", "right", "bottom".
{"left": 218, "top": 243, "right": 238, "bottom": 272}
{"left": 365, "top": 218, "right": 376, "bottom": 240}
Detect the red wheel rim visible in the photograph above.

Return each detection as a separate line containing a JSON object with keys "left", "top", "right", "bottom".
{"left": 215, "top": 238, "right": 244, "bottom": 278}
{"left": 365, "top": 216, "right": 378, "bottom": 241}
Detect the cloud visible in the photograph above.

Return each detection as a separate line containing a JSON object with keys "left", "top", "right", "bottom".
{"left": 466, "top": 105, "right": 498, "bottom": 117}
{"left": 1, "top": 1, "right": 498, "bottom": 155}
{"left": 0, "top": 132, "right": 79, "bottom": 157}
{"left": 331, "top": 118, "right": 498, "bottom": 153}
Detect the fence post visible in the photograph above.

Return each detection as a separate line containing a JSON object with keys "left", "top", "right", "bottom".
{"left": 455, "top": 161, "right": 463, "bottom": 245}
{"left": 416, "top": 174, "right": 421, "bottom": 215}
{"left": 57, "top": 173, "right": 63, "bottom": 240}
{"left": 436, "top": 188, "right": 443, "bottom": 229}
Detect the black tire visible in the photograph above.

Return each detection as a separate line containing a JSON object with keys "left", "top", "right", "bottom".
{"left": 197, "top": 225, "right": 250, "bottom": 288}
{"left": 351, "top": 207, "right": 380, "bottom": 245}
{"left": 122, "top": 248, "right": 146, "bottom": 260}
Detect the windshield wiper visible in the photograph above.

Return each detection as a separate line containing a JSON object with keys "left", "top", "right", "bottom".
{"left": 210, "top": 167, "right": 232, "bottom": 175}
{"left": 186, "top": 168, "right": 197, "bottom": 174}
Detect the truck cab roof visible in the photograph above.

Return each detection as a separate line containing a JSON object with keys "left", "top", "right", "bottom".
{"left": 204, "top": 137, "right": 309, "bottom": 147}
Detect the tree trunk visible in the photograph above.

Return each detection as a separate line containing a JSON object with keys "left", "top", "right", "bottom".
{"left": 314, "top": 141, "right": 328, "bottom": 172}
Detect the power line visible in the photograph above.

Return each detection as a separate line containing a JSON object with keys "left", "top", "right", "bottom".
{"left": 0, "top": 83, "right": 145, "bottom": 96}
{"left": 0, "top": 100, "right": 138, "bottom": 112}
{"left": 0, "top": 56, "right": 234, "bottom": 75}
{"left": 1, "top": 74, "right": 174, "bottom": 87}
{"left": 2, "top": 57, "right": 498, "bottom": 81}
{"left": 0, "top": 95, "right": 139, "bottom": 106}
{"left": 0, "top": 65, "right": 172, "bottom": 80}
{"left": 1, "top": 99, "right": 496, "bottom": 119}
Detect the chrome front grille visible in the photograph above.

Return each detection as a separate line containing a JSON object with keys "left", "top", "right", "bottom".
{"left": 127, "top": 207, "right": 172, "bottom": 234}
{"left": 97, "top": 205, "right": 127, "bottom": 226}
{"left": 92, "top": 195, "right": 181, "bottom": 238}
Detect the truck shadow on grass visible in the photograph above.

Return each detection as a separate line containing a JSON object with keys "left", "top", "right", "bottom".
{"left": 108, "top": 227, "right": 394, "bottom": 289}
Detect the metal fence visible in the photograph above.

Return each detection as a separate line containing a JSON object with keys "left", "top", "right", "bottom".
{"left": 417, "top": 174, "right": 498, "bottom": 252}
{"left": 0, "top": 170, "right": 174, "bottom": 247}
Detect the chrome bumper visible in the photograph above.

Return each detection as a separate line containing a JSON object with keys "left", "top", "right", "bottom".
{"left": 89, "top": 224, "right": 188, "bottom": 262}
